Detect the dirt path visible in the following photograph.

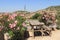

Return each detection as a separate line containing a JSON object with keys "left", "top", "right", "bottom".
{"left": 27, "top": 30, "right": 60, "bottom": 40}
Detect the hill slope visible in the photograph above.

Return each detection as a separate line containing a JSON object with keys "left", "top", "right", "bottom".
{"left": 46, "top": 6, "right": 60, "bottom": 12}
{"left": 35, "top": 6, "right": 60, "bottom": 14}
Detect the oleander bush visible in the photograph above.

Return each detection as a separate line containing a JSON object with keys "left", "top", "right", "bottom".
{"left": 0, "top": 13, "right": 26, "bottom": 40}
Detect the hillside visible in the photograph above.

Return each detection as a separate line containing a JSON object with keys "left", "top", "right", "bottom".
{"left": 0, "top": 6, "right": 60, "bottom": 19}
{"left": 35, "top": 6, "right": 60, "bottom": 14}
{"left": 46, "top": 6, "right": 60, "bottom": 12}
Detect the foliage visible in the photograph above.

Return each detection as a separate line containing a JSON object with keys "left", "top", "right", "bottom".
{"left": 56, "top": 12, "right": 60, "bottom": 29}
{"left": 0, "top": 13, "right": 26, "bottom": 40}
{"left": 56, "top": 12, "right": 60, "bottom": 19}
{"left": 31, "top": 13, "right": 42, "bottom": 19}
{"left": 46, "top": 6, "right": 60, "bottom": 12}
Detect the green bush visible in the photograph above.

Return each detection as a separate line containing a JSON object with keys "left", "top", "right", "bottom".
{"left": 56, "top": 12, "right": 60, "bottom": 29}
{"left": 31, "top": 13, "right": 42, "bottom": 19}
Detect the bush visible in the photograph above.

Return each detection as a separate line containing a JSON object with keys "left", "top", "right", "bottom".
{"left": 56, "top": 12, "right": 60, "bottom": 29}
{"left": 31, "top": 13, "right": 42, "bottom": 19}
{"left": 0, "top": 13, "right": 26, "bottom": 40}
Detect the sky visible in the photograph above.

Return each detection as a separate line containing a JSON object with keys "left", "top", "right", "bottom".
{"left": 0, "top": 0, "right": 60, "bottom": 12}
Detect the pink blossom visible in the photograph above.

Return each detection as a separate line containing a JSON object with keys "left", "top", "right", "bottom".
{"left": 9, "top": 24, "right": 13, "bottom": 28}
{"left": 16, "top": 27, "right": 20, "bottom": 30}
{"left": 9, "top": 24, "right": 13, "bottom": 29}
{"left": 7, "top": 19, "right": 10, "bottom": 21}
{"left": 10, "top": 15, "right": 14, "bottom": 20}
{"left": 8, "top": 14, "right": 17, "bottom": 20}
{"left": 8, "top": 15, "right": 15, "bottom": 20}
{"left": 22, "top": 22, "right": 26, "bottom": 27}
{"left": 0, "top": 26, "right": 3, "bottom": 31}
{"left": 9, "top": 24, "right": 11, "bottom": 26}
{"left": 12, "top": 13, "right": 17, "bottom": 18}
{"left": 14, "top": 20, "right": 18, "bottom": 24}
{"left": 9, "top": 23, "right": 17, "bottom": 29}
{"left": 13, "top": 23, "right": 16, "bottom": 27}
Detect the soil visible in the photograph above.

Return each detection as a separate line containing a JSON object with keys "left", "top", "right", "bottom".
{"left": 27, "top": 30, "right": 60, "bottom": 40}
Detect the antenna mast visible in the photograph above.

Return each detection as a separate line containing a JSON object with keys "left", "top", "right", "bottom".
{"left": 24, "top": 3, "right": 26, "bottom": 11}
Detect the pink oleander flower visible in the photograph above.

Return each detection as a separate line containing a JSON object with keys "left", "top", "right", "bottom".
{"left": 8, "top": 14, "right": 17, "bottom": 20}
{"left": 9, "top": 23, "right": 11, "bottom": 26}
{"left": 14, "top": 20, "right": 18, "bottom": 24}
{"left": 9, "top": 23, "right": 17, "bottom": 29}
{"left": 13, "top": 23, "right": 16, "bottom": 27}
{"left": 12, "top": 13, "right": 17, "bottom": 17}
{"left": 22, "top": 22, "right": 26, "bottom": 27}
{"left": 16, "top": 27, "right": 20, "bottom": 30}
{"left": 7, "top": 19, "right": 10, "bottom": 21}
{"left": 8, "top": 15, "right": 15, "bottom": 20}
{"left": 0, "top": 26, "right": 3, "bottom": 31}
{"left": 9, "top": 24, "right": 13, "bottom": 28}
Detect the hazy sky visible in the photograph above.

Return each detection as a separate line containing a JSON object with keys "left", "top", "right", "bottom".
{"left": 0, "top": 0, "right": 60, "bottom": 12}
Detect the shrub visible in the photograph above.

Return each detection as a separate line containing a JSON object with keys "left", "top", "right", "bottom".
{"left": 31, "top": 13, "right": 42, "bottom": 19}
{"left": 56, "top": 12, "right": 60, "bottom": 29}
{"left": 0, "top": 13, "right": 26, "bottom": 40}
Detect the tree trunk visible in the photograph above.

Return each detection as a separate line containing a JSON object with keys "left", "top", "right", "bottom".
{"left": 0, "top": 32, "right": 4, "bottom": 40}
